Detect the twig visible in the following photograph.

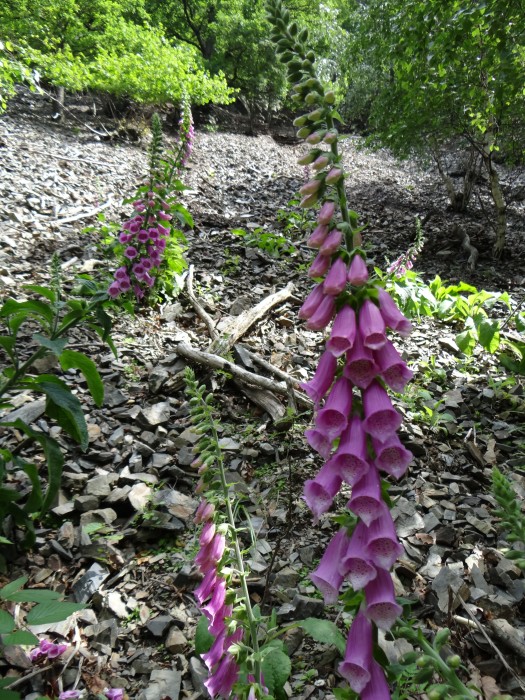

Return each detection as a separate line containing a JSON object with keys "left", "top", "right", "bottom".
{"left": 23, "top": 149, "right": 115, "bottom": 168}
{"left": 185, "top": 264, "right": 219, "bottom": 341}
{"left": 236, "top": 343, "right": 305, "bottom": 393}
{"left": 36, "top": 86, "right": 112, "bottom": 138}
{"left": 51, "top": 199, "right": 113, "bottom": 226}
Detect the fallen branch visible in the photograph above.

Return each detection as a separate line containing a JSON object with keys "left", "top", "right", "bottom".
{"left": 453, "top": 224, "right": 479, "bottom": 270}
{"left": 235, "top": 343, "right": 304, "bottom": 392}
{"left": 185, "top": 264, "right": 219, "bottom": 341}
{"left": 52, "top": 199, "right": 113, "bottom": 226}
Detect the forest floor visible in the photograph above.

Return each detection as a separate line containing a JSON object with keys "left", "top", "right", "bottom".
{"left": 1, "top": 87, "right": 525, "bottom": 700}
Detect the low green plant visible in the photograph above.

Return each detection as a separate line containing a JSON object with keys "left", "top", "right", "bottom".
{"left": 0, "top": 261, "right": 112, "bottom": 562}
{"left": 492, "top": 467, "right": 525, "bottom": 569}
{"left": 231, "top": 227, "right": 296, "bottom": 258}
{"left": 276, "top": 195, "right": 313, "bottom": 239}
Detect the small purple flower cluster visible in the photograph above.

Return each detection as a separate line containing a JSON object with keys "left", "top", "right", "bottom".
{"left": 57, "top": 685, "right": 124, "bottom": 699}
{"left": 108, "top": 194, "right": 172, "bottom": 301}
{"left": 29, "top": 638, "right": 68, "bottom": 662}
{"left": 193, "top": 499, "right": 243, "bottom": 698}
{"left": 298, "top": 199, "right": 415, "bottom": 697}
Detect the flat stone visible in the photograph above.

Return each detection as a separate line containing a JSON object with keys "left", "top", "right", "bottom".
{"left": 105, "top": 485, "right": 132, "bottom": 503}
{"left": 80, "top": 508, "right": 118, "bottom": 527}
{"left": 52, "top": 501, "right": 76, "bottom": 516}
{"left": 154, "top": 490, "right": 198, "bottom": 520}
{"left": 72, "top": 562, "right": 111, "bottom": 603}
{"left": 175, "top": 428, "right": 200, "bottom": 446}
{"left": 291, "top": 594, "right": 324, "bottom": 619}
{"left": 189, "top": 656, "right": 208, "bottom": 697}
{"left": 105, "top": 386, "right": 128, "bottom": 407}
{"left": 128, "top": 483, "right": 152, "bottom": 511}
{"left": 274, "top": 566, "right": 300, "bottom": 588}
{"left": 85, "top": 474, "right": 117, "bottom": 497}
{"left": 150, "top": 452, "right": 172, "bottom": 468}
{"left": 108, "top": 426, "right": 125, "bottom": 446}
{"left": 141, "top": 669, "right": 182, "bottom": 700}
{"left": 165, "top": 627, "right": 188, "bottom": 654}
{"left": 61, "top": 472, "right": 89, "bottom": 490}
{"left": 74, "top": 494, "right": 100, "bottom": 512}
{"left": 146, "top": 615, "right": 173, "bottom": 638}
{"left": 139, "top": 401, "right": 171, "bottom": 427}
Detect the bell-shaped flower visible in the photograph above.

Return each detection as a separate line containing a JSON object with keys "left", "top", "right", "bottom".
{"left": 365, "top": 501, "right": 403, "bottom": 570}
{"left": 338, "top": 611, "right": 373, "bottom": 692}
{"left": 315, "top": 377, "right": 353, "bottom": 441}
{"left": 303, "top": 461, "right": 342, "bottom": 520}
{"left": 195, "top": 533, "right": 226, "bottom": 573}
{"left": 194, "top": 500, "right": 215, "bottom": 524}
{"left": 204, "top": 652, "right": 239, "bottom": 698}
{"left": 199, "top": 521, "right": 216, "bottom": 547}
{"left": 365, "top": 567, "right": 402, "bottom": 630}
{"left": 343, "top": 332, "right": 378, "bottom": 389}
{"left": 306, "top": 294, "right": 336, "bottom": 331}
{"left": 308, "top": 252, "right": 331, "bottom": 278}
{"left": 194, "top": 569, "right": 218, "bottom": 606}
{"left": 300, "top": 351, "right": 337, "bottom": 405}
{"left": 330, "top": 417, "right": 369, "bottom": 486}
{"left": 108, "top": 282, "right": 121, "bottom": 298}
{"left": 373, "top": 434, "right": 413, "bottom": 480}
{"left": 347, "top": 465, "right": 382, "bottom": 527}
{"left": 307, "top": 224, "right": 329, "bottom": 248}
{"left": 325, "top": 168, "right": 343, "bottom": 184}
{"left": 208, "top": 602, "right": 233, "bottom": 637}
{"left": 318, "top": 201, "right": 336, "bottom": 224}
{"left": 363, "top": 381, "right": 403, "bottom": 442}
{"left": 326, "top": 305, "right": 356, "bottom": 357}
{"left": 157, "top": 223, "right": 170, "bottom": 236}
{"left": 202, "top": 578, "right": 226, "bottom": 624}
{"left": 340, "top": 521, "right": 377, "bottom": 590}
{"left": 202, "top": 628, "right": 243, "bottom": 672}
{"left": 358, "top": 299, "right": 387, "bottom": 350}
{"left": 310, "top": 529, "right": 349, "bottom": 603}
{"left": 377, "top": 288, "right": 413, "bottom": 336}
{"left": 305, "top": 428, "right": 333, "bottom": 460}
{"left": 298, "top": 284, "right": 325, "bottom": 320}
{"left": 323, "top": 257, "right": 347, "bottom": 296}
{"left": 347, "top": 255, "right": 369, "bottom": 286}
{"left": 361, "top": 660, "right": 392, "bottom": 700}
{"left": 319, "top": 229, "right": 343, "bottom": 256}
{"left": 374, "top": 341, "right": 414, "bottom": 392}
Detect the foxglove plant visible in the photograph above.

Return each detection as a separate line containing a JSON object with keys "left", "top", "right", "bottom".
{"left": 108, "top": 106, "right": 193, "bottom": 304}
{"left": 267, "top": 4, "right": 484, "bottom": 699}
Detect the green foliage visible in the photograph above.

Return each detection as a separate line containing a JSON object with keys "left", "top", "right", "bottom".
{"left": 260, "top": 639, "right": 291, "bottom": 700}
{"left": 0, "top": 40, "right": 33, "bottom": 112}
{"left": 231, "top": 227, "right": 296, "bottom": 258}
{"left": 492, "top": 467, "right": 525, "bottom": 569}
{"left": 297, "top": 617, "right": 346, "bottom": 655}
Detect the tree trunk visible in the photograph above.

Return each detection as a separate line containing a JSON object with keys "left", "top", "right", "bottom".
{"left": 481, "top": 131, "right": 507, "bottom": 257}
{"left": 431, "top": 148, "right": 459, "bottom": 210}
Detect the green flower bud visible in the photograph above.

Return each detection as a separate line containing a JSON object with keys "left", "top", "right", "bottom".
{"left": 324, "top": 91, "right": 336, "bottom": 104}
{"left": 307, "top": 108, "right": 324, "bottom": 121}
{"left": 306, "top": 77, "right": 322, "bottom": 90}
{"left": 323, "top": 128, "right": 338, "bottom": 144}
{"left": 297, "top": 126, "right": 312, "bottom": 138}
{"left": 289, "top": 21, "right": 298, "bottom": 36}
{"left": 291, "top": 93, "right": 303, "bottom": 103}
{"left": 276, "top": 38, "right": 290, "bottom": 49}
{"left": 305, "top": 91, "right": 321, "bottom": 105}
{"left": 302, "top": 59, "right": 313, "bottom": 70}
{"left": 293, "top": 115, "right": 308, "bottom": 127}
{"left": 433, "top": 628, "right": 450, "bottom": 649}
{"left": 306, "top": 51, "right": 315, "bottom": 62}
{"left": 416, "top": 655, "right": 433, "bottom": 668}
{"left": 447, "top": 654, "right": 461, "bottom": 669}
{"left": 297, "top": 149, "right": 320, "bottom": 165}
{"left": 298, "top": 28, "right": 308, "bottom": 42}
{"left": 427, "top": 687, "right": 448, "bottom": 700}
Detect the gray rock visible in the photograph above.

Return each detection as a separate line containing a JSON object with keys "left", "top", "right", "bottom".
{"left": 148, "top": 367, "right": 170, "bottom": 394}
{"left": 105, "top": 485, "right": 132, "bottom": 503}
{"left": 432, "top": 566, "right": 470, "bottom": 612}
{"left": 107, "top": 590, "right": 129, "bottom": 618}
{"left": 135, "top": 441, "right": 155, "bottom": 458}
{"left": 189, "top": 656, "right": 208, "bottom": 697}
{"left": 274, "top": 566, "right": 300, "bottom": 589}
{"left": 139, "top": 401, "right": 171, "bottom": 427}
{"left": 108, "top": 426, "right": 125, "bottom": 446}
{"left": 128, "top": 483, "right": 152, "bottom": 511}
{"left": 72, "top": 562, "right": 110, "bottom": 603}
{"left": 218, "top": 437, "right": 240, "bottom": 450}
{"left": 291, "top": 594, "right": 324, "bottom": 619}
{"left": 52, "top": 501, "right": 75, "bottom": 516}
{"left": 165, "top": 627, "right": 188, "bottom": 654}
{"left": 0, "top": 398, "right": 45, "bottom": 426}
{"left": 298, "top": 545, "right": 317, "bottom": 567}
{"left": 84, "top": 618, "right": 118, "bottom": 647}
{"left": 283, "top": 626, "right": 304, "bottom": 656}
{"left": 80, "top": 508, "right": 117, "bottom": 527}
{"left": 175, "top": 428, "right": 200, "bottom": 446}
{"left": 85, "top": 474, "right": 116, "bottom": 497}
{"left": 150, "top": 452, "right": 172, "bottom": 468}
{"left": 146, "top": 615, "right": 173, "bottom": 638}
{"left": 105, "top": 386, "right": 128, "bottom": 407}
{"left": 61, "top": 472, "right": 89, "bottom": 491}
{"left": 177, "top": 445, "right": 195, "bottom": 466}
{"left": 140, "top": 669, "right": 182, "bottom": 700}
{"left": 74, "top": 494, "right": 100, "bottom": 512}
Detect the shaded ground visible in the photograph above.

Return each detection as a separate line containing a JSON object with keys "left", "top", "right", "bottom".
{"left": 1, "top": 87, "right": 525, "bottom": 700}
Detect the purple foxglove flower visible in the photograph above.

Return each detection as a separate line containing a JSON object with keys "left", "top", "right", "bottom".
{"left": 310, "top": 529, "right": 349, "bottom": 603}
{"left": 377, "top": 288, "right": 413, "bottom": 336}
{"left": 323, "top": 257, "right": 347, "bottom": 296}
{"left": 348, "top": 465, "right": 382, "bottom": 527}
{"left": 373, "top": 434, "right": 413, "bottom": 480}
{"left": 343, "top": 332, "right": 378, "bottom": 389}
{"left": 306, "top": 295, "right": 336, "bottom": 331}
{"left": 118, "top": 278, "right": 131, "bottom": 293}
{"left": 359, "top": 299, "right": 387, "bottom": 350}
{"left": 132, "top": 263, "right": 146, "bottom": 279}
{"left": 306, "top": 130, "right": 326, "bottom": 145}
{"left": 365, "top": 501, "right": 403, "bottom": 570}
{"left": 133, "top": 200, "right": 145, "bottom": 211}
{"left": 122, "top": 220, "right": 132, "bottom": 231}
{"left": 104, "top": 689, "right": 124, "bottom": 700}
{"left": 318, "top": 201, "right": 336, "bottom": 225}
{"left": 308, "top": 252, "right": 331, "bottom": 278}
{"left": 46, "top": 642, "right": 68, "bottom": 659}
{"left": 298, "top": 284, "right": 325, "bottom": 320}
{"left": 128, "top": 221, "right": 141, "bottom": 234}
{"left": 312, "top": 154, "right": 330, "bottom": 171}
{"left": 300, "top": 350, "right": 337, "bottom": 405}
{"left": 363, "top": 381, "right": 403, "bottom": 442}
{"left": 304, "top": 461, "right": 343, "bottom": 521}
{"left": 195, "top": 533, "right": 226, "bottom": 572}
{"left": 365, "top": 567, "right": 402, "bottom": 630}
{"left": 147, "top": 199, "right": 155, "bottom": 207}
{"left": 148, "top": 228, "right": 159, "bottom": 241}
{"left": 330, "top": 417, "right": 369, "bottom": 486}
{"left": 133, "top": 284, "right": 144, "bottom": 301}
{"left": 29, "top": 647, "right": 45, "bottom": 662}
{"left": 59, "top": 691, "right": 81, "bottom": 700}
{"left": 115, "top": 266, "right": 128, "bottom": 280}
{"left": 325, "top": 168, "right": 343, "bottom": 184}
{"left": 199, "top": 521, "right": 216, "bottom": 547}
{"left": 208, "top": 603, "right": 233, "bottom": 636}
{"left": 361, "top": 660, "right": 392, "bottom": 700}
{"left": 124, "top": 246, "right": 138, "bottom": 260}
{"left": 300, "top": 193, "right": 319, "bottom": 208}
{"left": 307, "top": 224, "right": 329, "bottom": 248}
{"left": 194, "top": 569, "right": 218, "bottom": 605}
{"left": 304, "top": 428, "right": 333, "bottom": 460}
{"left": 338, "top": 611, "right": 372, "bottom": 692}
{"left": 340, "top": 521, "right": 377, "bottom": 590}
{"left": 374, "top": 340, "right": 413, "bottom": 392}
{"left": 143, "top": 272, "right": 155, "bottom": 287}
{"left": 137, "top": 230, "right": 149, "bottom": 244}
{"left": 299, "top": 179, "right": 322, "bottom": 196}
{"left": 202, "top": 629, "right": 227, "bottom": 670}
{"left": 326, "top": 305, "right": 356, "bottom": 357}
{"left": 194, "top": 500, "right": 215, "bottom": 523}
{"left": 315, "top": 377, "right": 353, "bottom": 441}
{"left": 108, "top": 282, "right": 121, "bottom": 298}
{"left": 319, "top": 229, "right": 343, "bottom": 256}
{"left": 347, "top": 255, "right": 369, "bottom": 286}
{"left": 204, "top": 652, "right": 239, "bottom": 698}
{"left": 323, "top": 129, "right": 338, "bottom": 144}
{"left": 140, "top": 257, "right": 153, "bottom": 271}
{"left": 202, "top": 578, "right": 226, "bottom": 624}
{"left": 157, "top": 223, "right": 170, "bottom": 236}
{"left": 156, "top": 237, "right": 167, "bottom": 252}
{"left": 118, "top": 231, "right": 132, "bottom": 244}
{"left": 158, "top": 211, "right": 172, "bottom": 221}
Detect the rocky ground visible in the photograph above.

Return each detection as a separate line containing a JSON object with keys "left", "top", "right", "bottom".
{"left": 1, "top": 87, "right": 525, "bottom": 700}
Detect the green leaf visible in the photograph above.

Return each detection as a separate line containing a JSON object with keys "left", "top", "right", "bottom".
{"left": 20, "top": 462, "right": 43, "bottom": 514}
{"left": 35, "top": 379, "right": 88, "bottom": 449}
{"left": 26, "top": 601, "right": 85, "bottom": 625}
{"left": 298, "top": 617, "right": 346, "bottom": 654}
{"left": 195, "top": 615, "right": 214, "bottom": 654}
{"left": 455, "top": 329, "right": 477, "bottom": 355}
{"left": 0, "top": 609, "right": 15, "bottom": 634}
{"left": 261, "top": 643, "right": 291, "bottom": 700}
{"left": 0, "top": 299, "right": 54, "bottom": 326}
{"left": 32, "top": 333, "right": 68, "bottom": 356}
{"left": 59, "top": 350, "right": 104, "bottom": 407}
{"left": 23, "top": 285, "right": 56, "bottom": 302}
{"left": 3, "top": 630, "right": 39, "bottom": 646}
{"left": 0, "top": 337, "right": 16, "bottom": 362}
{"left": 0, "top": 576, "right": 28, "bottom": 598}
{"left": 0, "top": 689, "right": 22, "bottom": 699}
{"left": 6, "top": 589, "right": 61, "bottom": 602}
{"left": 477, "top": 318, "right": 500, "bottom": 354}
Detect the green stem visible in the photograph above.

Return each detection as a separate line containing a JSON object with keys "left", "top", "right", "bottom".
{"left": 325, "top": 113, "right": 354, "bottom": 250}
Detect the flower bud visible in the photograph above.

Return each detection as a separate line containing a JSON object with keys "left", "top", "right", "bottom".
{"left": 447, "top": 654, "right": 461, "bottom": 669}
{"left": 306, "top": 130, "right": 326, "bottom": 145}
{"left": 307, "top": 108, "right": 325, "bottom": 122}
{"left": 324, "top": 129, "right": 338, "bottom": 144}
{"left": 324, "top": 91, "right": 336, "bottom": 104}
{"left": 299, "top": 192, "right": 319, "bottom": 208}
{"left": 307, "top": 224, "right": 329, "bottom": 248}
{"left": 298, "top": 150, "right": 320, "bottom": 166}
{"left": 312, "top": 154, "right": 330, "bottom": 171}
{"left": 299, "top": 179, "right": 322, "bottom": 196}
{"left": 318, "top": 201, "right": 336, "bottom": 225}
{"left": 305, "top": 91, "right": 321, "bottom": 105}
{"left": 326, "top": 168, "right": 343, "bottom": 184}
{"left": 347, "top": 254, "right": 369, "bottom": 286}
{"left": 297, "top": 126, "right": 312, "bottom": 139}
{"left": 293, "top": 115, "right": 308, "bottom": 127}
{"left": 433, "top": 628, "right": 450, "bottom": 649}
{"left": 319, "top": 229, "right": 343, "bottom": 255}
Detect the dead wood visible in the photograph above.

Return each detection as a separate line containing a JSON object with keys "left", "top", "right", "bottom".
{"left": 51, "top": 199, "right": 113, "bottom": 226}
{"left": 185, "top": 264, "right": 219, "bottom": 341}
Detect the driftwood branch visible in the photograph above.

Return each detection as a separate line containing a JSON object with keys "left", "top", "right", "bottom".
{"left": 185, "top": 264, "right": 219, "bottom": 341}
{"left": 51, "top": 199, "right": 113, "bottom": 226}
{"left": 452, "top": 224, "right": 479, "bottom": 270}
